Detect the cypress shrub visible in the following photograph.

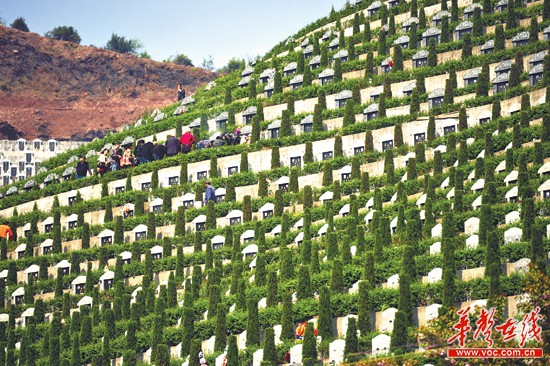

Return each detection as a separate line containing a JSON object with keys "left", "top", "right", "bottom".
{"left": 206, "top": 201, "right": 216, "bottom": 230}
{"left": 318, "top": 286, "right": 333, "bottom": 340}
{"left": 427, "top": 38, "right": 437, "bottom": 67}
{"left": 243, "top": 195, "right": 252, "bottom": 222}
{"left": 304, "top": 141, "right": 314, "bottom": 163}
{"left": 302, "top": 322, "right": 317, "bottom": 362}
{"left": 343, "top": 100, "right": 356, "bottom": 127}
{"left": 393, "top": 45, "right": 403, "bottom": 71}
{"left": 263, "top": 328, "right": 277, "bottom": 366}
{"left": 240, "top": 152, "right": 249, "bottom": 172}
{"left": 257, "top": 173, "right": 268, "bottom": 197}
{"left": 509, "top": 63, "right": 521, "bottom": 88}
{"left": 427, "top": 115, "right": 435, "bottom": 141}
{"left": 271, "top": 146, "right": 280, "bottom": 169}
{"left": 365, "top": 130, "right": 374, "bottom": 151}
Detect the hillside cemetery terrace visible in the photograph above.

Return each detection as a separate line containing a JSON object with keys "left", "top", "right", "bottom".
{"left": 0, "top": 0, "right": 549, "bottom": 365}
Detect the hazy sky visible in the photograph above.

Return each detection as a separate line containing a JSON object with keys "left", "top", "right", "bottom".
{"left": 2, "top": 0, "right": 345, "bottom": 69}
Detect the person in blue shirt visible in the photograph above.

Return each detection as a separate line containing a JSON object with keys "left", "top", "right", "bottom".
{"left": 204, "top": 181, "right": 216, "bottom": 205}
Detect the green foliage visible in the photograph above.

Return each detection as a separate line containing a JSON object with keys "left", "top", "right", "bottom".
{"left": 302, "top": 322, "right": 317, "bottom": 361}
{"left": 271, "top": 146, "right": 280, "bottom": 169}
{"left": 105, "top": 33, "right": 143, "bottom": 55}
{"left": 11, "top": 17, "right": 29, "bottom": 32}
{"left": 343, "top": 100, "right": 356, "bottom": 127}
{"left": 318, "top": 286, "right": 333, "bottom": 340}
{"left": 166, "top": 53, "right": 193, "bottom": 66}
{"left": 427, "top": 38, "right": 437, "bottom": 67}
{"left": 246, "top": 298, "right": 259, "bottom": 346}
{"left": 45, "top": 26, "right": 81, "bottom": 43}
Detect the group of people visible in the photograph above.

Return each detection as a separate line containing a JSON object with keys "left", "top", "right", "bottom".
{"left": 74, "top": 128, "right": 247, "bottom": 179}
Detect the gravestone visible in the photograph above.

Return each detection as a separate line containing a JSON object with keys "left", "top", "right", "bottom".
{"left": 466, "top": 235, "right": 479, "bottom": 249}
{"left": 381, "top": 307, "right": 398, "bottom": 332}
{"left": 513, "top": 258, "right": 531, "bottom": 274}
{"left": 387, "top": 274, "right": 399, "bottom": 289}
{"left": 203, "top": 335, "right": 215, "bottom": 355}
{"left": 425, "top": 304, "right": 442, "bottom": 322}
{"left": 431, "top": 224, "right": 442, "bottom": 238}
{"left": 273, "top": 324, "right": 283, "bottom": 345}
{"left": 505, "top": 211, "right": 520, "bottom": 224}
{"left": 290, "top": 344, "right": 303, "bottom": 364}
{"left": 504, "top": 227, "right": 522, "bottom": 243}
{"left": 215, "top": 353, "right": 226, "bottom": 366}
{"left": 464, "top": 217, "right": 480, "bottom": 235}
{"left": 372, "top": 334, "right": 391, "bottom": 355}
{"left": 340, "top": 314, "right": 358, "bottom": 337}
{"left": 237, "top": 330, "right": 247, "bottom": 350}
{"left": 427, "top": 268, "right": 442, "bottom": 283}
{"left": 429, "top": 242, "right": 441, "bottom": 255}
{"left": 252, "top": 349, "right": 264, "bottom": 366}
{"left": 329, "top": 339, "right": 346, "bottom": 364}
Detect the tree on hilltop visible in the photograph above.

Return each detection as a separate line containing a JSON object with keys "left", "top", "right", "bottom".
{"left": 11, "top": 17, "right": 29, "bottom": 32}
{"left": 166, "top": 53, "right": 193, "bottom": 66}
{"left": 105, "top": 33, "right": 143, "bottom": 55}
{"left": 45, "top": 26, "right": 81, "bottom": 44}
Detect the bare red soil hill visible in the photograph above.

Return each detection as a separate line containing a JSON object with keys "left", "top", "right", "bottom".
{"left": 0, "top": 25, "right": 217, "bottom": 140}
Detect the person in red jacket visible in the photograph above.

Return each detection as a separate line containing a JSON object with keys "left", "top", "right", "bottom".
{"left": 179, "top": 131, "right": 195, "bottom": 153}
{"left": 0, "top": 224, "right": 14, "bottom": 241}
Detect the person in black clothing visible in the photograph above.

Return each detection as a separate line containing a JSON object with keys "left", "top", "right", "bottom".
{"left": 166, "top": 136, "right": 181, "bottom": 157}
{"left": 75, "top": 156, "right": 92, "bottom": 179}
{"left": 152, "top": 142, "right": 167, "bottom": 161}
{"left": 134, "top": 140, "right": 144, "bottom": 166}
{"left": 177, "top": 84, "right": 186, "bottom": 101}
{"left": 139, "top": 140, "right": 154, "bottom": 164}
{"left": 109, "top": 144, "right": 123, "bottom": 171}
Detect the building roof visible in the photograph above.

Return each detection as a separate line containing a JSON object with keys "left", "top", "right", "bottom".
{"left": 464, "top": 68, "right": 481, "bottom": 79}
{"left": 412, "top": 50, "right": 429, "bottom": 60}
{"left": 284, "top": 62, "right": 297, "bottom": 72}
{"left": 267, "top": 119, "right": 282, "bottom": 129}
{"left": 455, "top": 21, "right": 473, "bottom": 31}
{"left": 393, "top": 35, "right": 410, "bottom": 45}
{"left": 242, "top": 106, "right": 257, "bottom": 116}
{"left": 512, "top": 31, "right": 530, "bottom": 42}
{"left": 428, "top": 89, "right": 445, "bottom": 98}
{"left": 290, "top": 74, "right": 304, "bottom": 84}
{"left": 432, "top": 10, "right": 450, "bottom": 20}
{"left": 319, "top": 68, "right": 335, "bottom": 78}
{"left": 332, "top": 49, "right": 349, "bottom": 59}
{"left": 529, "top": 50, "right": 548, "bottom": 63}
{"left": 364, "top": 103, "right": 379, "bottom": 113}
{"left": 422, "top": 27, "right": 441, "bottom": 37}
{"left": 335, "top": 90, "right": 353, "bottom": 100}
{"left": 495, "top": 60, "right": 513, "bottom": 72}
{"left": 241, "top": 65, "right": 254, "bottom": 77}
{"left": 492, "top": 73, "right": 510, "bottom": 83}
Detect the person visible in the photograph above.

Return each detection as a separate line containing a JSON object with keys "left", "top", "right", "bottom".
{"left": 152, "top": 142, "right": 167, "bottom": 161}
{"left": 166, "top": 135, "right": 181, "bottom": 157}
{"left": 212, "top": 136, "right": 225, "bottom": 147}
{"left": 179, "top": 131, "right": 195, "bottom": 153}
{"left": 0, "top": 223, "right": 13, "bottom": 241}
{"left": 138, "top": 140, "right": 154, "bottom": 164}
{"left": 75, "top": 156, "right": 92, "bottom": 178}
{"left": 204, "top": 181, "right": 216, "bottom": 205}
{"left": 195, "top": 139, "right": 211, "bottom": 150}
{"left": 177, "top": 84, "right": 186, "bottom": 101}
{"left": 97, "top": 149, "right": 110, "bottom": 176}
{"left": 233, "top": 127, "right": 241, "bottom": 144}
{"left": 133, "top": 140, "right": 143, "bottom": 165}
{"left": 120, "top": 145, "right": 134, "bottom": 168}
{"left": 109, "top": 144, "right": 123, "bottom": 171}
